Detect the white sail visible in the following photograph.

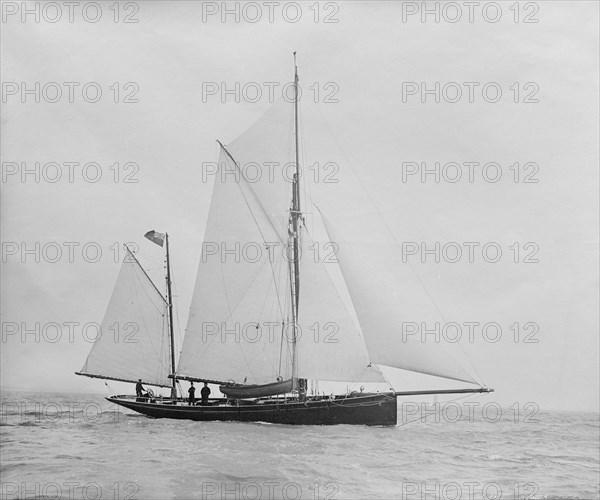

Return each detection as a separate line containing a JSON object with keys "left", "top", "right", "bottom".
{"left": 178, "top": 104, "right": 385, "bottom": 384}
{"left": 226, "top": 97, "right": 296, "bottom": 242}
{"left": 179, "top": 94, "right": 478, "bottom": 387}
{"left": 321, "top": 210, "right": 478, "bottom": 384}
{"left": 178, "top": 99, "right": 299, "bottom": 385}
{"left": 177, "top": 148, "right": 293, "bottom": 384}
{"left": 79, "top": 249, "right": 172, "bottom": 387}
{"left": 296, "top": 212, "right": 385, "bottom": 383}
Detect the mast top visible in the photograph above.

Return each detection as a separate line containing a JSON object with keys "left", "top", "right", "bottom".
{"left": 293, "top": 51, "right": 298, "bottom": 77}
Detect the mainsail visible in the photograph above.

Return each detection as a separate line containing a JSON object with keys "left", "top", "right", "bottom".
{"left": 77, "top": 248, "right": 172, "bottom": 387}
{"left": 177, "top": 145, "right": 293, "bottom": 385}
{"left": 178, "top": 77, "right": 480, "bottom": 389}
{"left": 177, "top": 96, "right": 386, "bottom": 386}
{"left": 177, "top": 146, "right": 382, "bottom": 384}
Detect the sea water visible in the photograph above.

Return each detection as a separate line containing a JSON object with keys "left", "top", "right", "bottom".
{"left": 1, "top": 391, "right": 598, "bottom": 500}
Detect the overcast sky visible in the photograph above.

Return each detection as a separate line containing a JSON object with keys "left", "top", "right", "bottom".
{"left": 1, "top": 1, "right": 598, "bottom": 412}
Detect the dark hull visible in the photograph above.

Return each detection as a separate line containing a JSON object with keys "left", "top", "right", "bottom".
{"left": 107, "top": 393, "right": 397, "bottom": 426}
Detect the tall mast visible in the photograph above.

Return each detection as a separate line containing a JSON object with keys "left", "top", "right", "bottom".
{"left": 290, "top": 52, "right": 304, "bottom": 395}
{"left": 165, "top": 233, "right": 177, "bottom": 399}
{"left": 293, "top": 51, "right": 301, "bottom": 219}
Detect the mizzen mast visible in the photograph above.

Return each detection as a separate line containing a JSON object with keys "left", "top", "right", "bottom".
{"left": 143, "top": 230, "right": 178, "bottom": 398}
{"left": 165, "top": 234, "right": 178, "bottom": 399}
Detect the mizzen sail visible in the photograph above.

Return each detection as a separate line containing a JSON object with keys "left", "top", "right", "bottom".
{"left": 77, "top": 248, "right": 172, "bottom": 387}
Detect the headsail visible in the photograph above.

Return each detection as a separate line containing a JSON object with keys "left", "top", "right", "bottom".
{"left": 321, "top": 210, "right": 479, "bottom": 385}
{"left": 296, "top": 211, "right": 384, "bottom": 383}
{"left": 77, "top": 248, "right": 172, "bottom": 387}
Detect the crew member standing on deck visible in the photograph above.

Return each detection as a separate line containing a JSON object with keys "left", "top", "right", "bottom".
{"left": 201, "top": 382, "right": 211, "bottom": 405}
{"left": 188, "top": 382, "right": 195, "bottom": 406}
{"left": 136, "top": 379, "right": 144, "bottom": 397}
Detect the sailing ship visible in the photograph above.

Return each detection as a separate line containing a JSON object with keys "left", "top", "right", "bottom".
{"left": 76, "top": 55, "right": 492, "bottom": 425}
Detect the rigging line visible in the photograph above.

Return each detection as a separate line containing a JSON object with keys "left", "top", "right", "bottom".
{"left": 210, "top": 187, "right": 233, "bottom": 317}
{"left": 215, "top": 142, "right": 288, "bottom": 327}
{"left": 192, "top": 256, "right": 272, "bottom": 359}
{"left": 233, "top": 328, "right": 283, "bottom": 383}
{"left": 278, "top": 320, "right": 285, "bottom": 376}
{"left": 258, "top": 273, "right": 274, "bottom": 318}
{"left": 277, "top": 263, "right": 292, "bottom": 377}
{"left": 305, "top": 212, "right": 375, "bottom": 365}
{"left": 223, "top": 257, "right": 271, "bottom": 324}
{"left": 129, "top": 267, "right": 167, "bottom": 366}
{"left": 131, "top": 262, "right": 166, "bottom": 316}
{"left": 224, "top": 312, "right": 287, "bottom": 382}
{"left": 298, "top": 102, "right": 313, "bottom": 231}
{"left": 124, "top": 245, "right": 168, "bottom": 306}
{"left": 312, "top": 108, "right": 486, "bottom": 388}
{"left": 405, "top": 260, "right": 485, "bottom": 386}
{"left": 337, "top": 365, "right": 388, "bottom": 395}
{"left": 244, "top": 259, "right": 283, "bottom": 375}
{"left": 266, "top": 246, "right": 286, "bottom": 319}
{"left": 168, "top": 257, "right": 183, "bottom": 348}
{"left": 217, "top": 238, "right": 233, "bottom": 319}
{"left": 378, "top": 366, "right": 396, "bottom": 392}
{"left": 173, "top": 291, "right": 183, "bottom": 354}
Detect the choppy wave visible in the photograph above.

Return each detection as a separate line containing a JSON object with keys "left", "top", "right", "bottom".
{"left": 0, "top": 391, "right": 598, "bottom": 499}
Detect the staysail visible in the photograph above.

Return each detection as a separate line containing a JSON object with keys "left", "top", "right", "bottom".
{"left": 295, "top": 213, "right": 384, "bottom": 383}
{"left": 77, "top": 248, "right": 172, "bottom": 387}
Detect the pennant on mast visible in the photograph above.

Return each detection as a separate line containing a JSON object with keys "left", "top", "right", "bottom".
{"left": 144, "top": 230, "right": 165, "bottom": 247}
